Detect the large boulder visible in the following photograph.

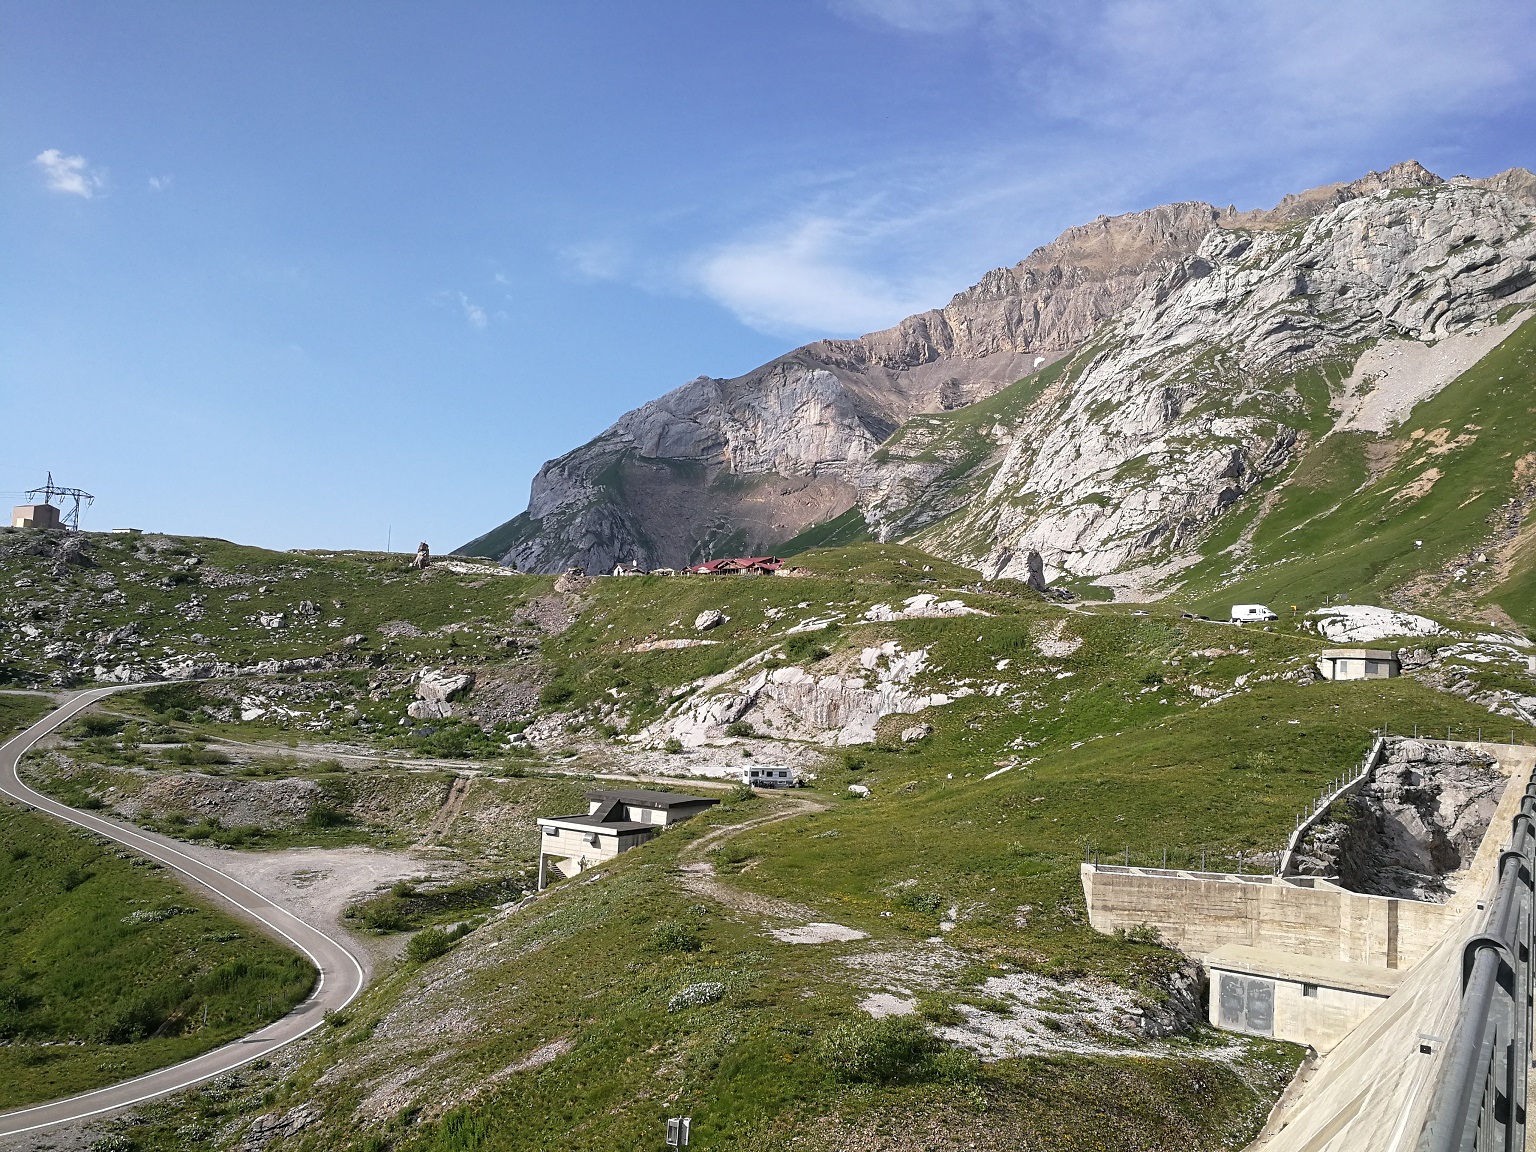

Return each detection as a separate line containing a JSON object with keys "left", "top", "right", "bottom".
{"left": 416, "top": 668, "right": 474, "bottom": 705}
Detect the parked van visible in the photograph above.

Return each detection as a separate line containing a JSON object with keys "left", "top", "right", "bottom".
{"left": 741, "top": 764, "right": 800, "bottom": 789}
{"left": 1230, "top": 604, "right": 1279, "bottom": 624}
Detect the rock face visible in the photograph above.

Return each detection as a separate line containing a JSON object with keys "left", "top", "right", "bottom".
{"left": 408, "top": 668, "right": 475, "bottom": 721}
{"left": 646, "top": 642, "right": 969, "bottom": 747}
{"left": 462, "top": 163, "right": 1536, "bottom": 579}
{"left": 1294, "top": 738, "right": 1505, "bottom": 901}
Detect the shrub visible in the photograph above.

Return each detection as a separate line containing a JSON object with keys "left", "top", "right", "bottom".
{"left": 711, "top": 843, "right": 752, "bottom": 872}
{"left": 783, "top": 633, "right": 832, "bottom": 663}
{"left": 71, "top": 714, "right": 125, "bottom": 738}
{"left": 306, "top": 803, "right": 348, "bottom": 829}
{"left": 164, "top": 744, "right": 231, "bottom": 766}
{"left": 723, "top": 720, "right": 755, "bottom": 737}
{"left": 667, "top": 981, "right": 725, "bottom": 1012}
{"left": 1114, "top": 923, "right": 1163, "bottom": 946}
{"left": 895, "top": 889, "right": 943, "bottom": 915}
{"left": 818, "top": 1016, "right": 941, "bottom": 1084}
{"left": 405, "top": 927, "right": 455, "bottom": 963}
{"left": 538, "top": 682, "right": 574, "bottom": 707}
{"left": 663, "top": 737, "right": 684, "bottom": 754}
{"left": 405, "top": 921, "right": 475, "bottom": 963}
{"left": 723, "top": 782, "right": 756, "bottom": 804}
{"left": 649, "top": 919, "right": 702, "bottom": 953}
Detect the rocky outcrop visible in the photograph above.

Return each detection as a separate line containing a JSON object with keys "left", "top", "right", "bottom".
{"left": 407, "top": 668, "right": 474, "bottom": 720}
{"left": 1294, "top": 738, "right": 1505, "bottom": 901}
{"left": 644, "top": 641, "right": 969, "bottom": 747}
{"left": 917, "top": 182, "right": 1536, "bottom": 581}
{"left": 463, "top": 162, "right": 1536, "bottom": 580}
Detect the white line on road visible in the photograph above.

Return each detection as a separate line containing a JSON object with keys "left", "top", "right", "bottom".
{"left": 0, "top": 687, "right": 369, "bottom": 1136}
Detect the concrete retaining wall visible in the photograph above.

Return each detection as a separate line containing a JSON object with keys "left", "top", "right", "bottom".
{"left": 1081, "top": 865, "right": 1453, "bottom": 970}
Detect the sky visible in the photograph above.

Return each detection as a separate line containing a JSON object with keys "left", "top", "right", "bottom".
{"left": 4, "top": 0, "right": 1535, "bottom": 552}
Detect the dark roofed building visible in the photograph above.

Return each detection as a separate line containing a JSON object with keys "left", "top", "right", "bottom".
{"left": 536, "top": 788, "right": 720, "bottom": 887}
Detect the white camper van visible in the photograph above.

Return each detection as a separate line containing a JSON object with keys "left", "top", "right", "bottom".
{"left": 741, "top": 764, "right": 800, "bottom": 789}
{"left": 1230, "top": 604, "right": 1279, "bottom": 624}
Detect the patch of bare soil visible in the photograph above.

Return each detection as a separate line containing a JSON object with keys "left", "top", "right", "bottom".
{"left": 173, "top": 842, "right": 456, "bottom": 976}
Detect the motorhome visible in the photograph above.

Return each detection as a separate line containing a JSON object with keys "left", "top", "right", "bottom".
{"left": 741, "top": 764, "right": 800, "bottom": 789}
{"left": 1230, "top": 604, "right": 1279, "bottom": 624}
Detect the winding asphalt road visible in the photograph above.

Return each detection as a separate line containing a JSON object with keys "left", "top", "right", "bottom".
{"left": 0, "top": 687, "right": 368, "bottom": 1137}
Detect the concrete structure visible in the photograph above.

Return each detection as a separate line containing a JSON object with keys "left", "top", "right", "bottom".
{"left": 741, "top": 764, "right": 800, "bottom": 789}
{"left": 1207, "top": 944, "right": 1401, "bottom": 1051}
{"left": 10, "top": 503, "right": 61, "bottom": 530}
{"left": 536, "top": 788, "right": 718, "bottom": 887}
{"left": 1247, "top": 741, "right": 1536, "bottom": 1152}
{"left": 1082, "top": 865, "right": 1453, "bottom": 972}
{"left": 1315, "top": 648, "right": 1399, "bottom": 680}
{"left": 1084, "top": 739, "right": 1532, "bottom": 1064}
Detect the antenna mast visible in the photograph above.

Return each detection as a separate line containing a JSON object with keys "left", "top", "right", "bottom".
{"left": 25, "top": 472, "right": 95, "bottom": 532}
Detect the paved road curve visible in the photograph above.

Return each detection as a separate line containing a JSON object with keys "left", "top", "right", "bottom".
{"left": 0, "top": 687, "right": 368, "bottom": 1137}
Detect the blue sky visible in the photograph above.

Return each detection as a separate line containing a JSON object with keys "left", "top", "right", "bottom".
{"left": 4, "top": 0, "right": 1535, "bottom": 552}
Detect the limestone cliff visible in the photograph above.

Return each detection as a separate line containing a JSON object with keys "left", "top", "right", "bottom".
{"left": 902, "top": 181, "right": 1536, "bottom": 584}
{"left": 460, "top": 162, "right": 1536, "bottom": 576}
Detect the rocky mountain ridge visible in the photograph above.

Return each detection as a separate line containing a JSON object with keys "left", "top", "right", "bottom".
{"left": 461, "top": 162, "right": 1536, "bottom": 579}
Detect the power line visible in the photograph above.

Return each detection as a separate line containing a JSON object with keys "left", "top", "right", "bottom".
{"left": 24, "top": 472, "right": 95, "bottom": 531}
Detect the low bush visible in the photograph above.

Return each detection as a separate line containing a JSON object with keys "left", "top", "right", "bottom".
{"left": 649, "top": 919, "right": 703, "bottom": 953}
{"left": 163, "top": 744, "right": 231, "bottom": 767}
{"left": 405, "top": 921, "right": 475, "bottom": 963}
{"left": 538, "top": 681, "right": 574, "bottom": 707}
{"left": 818, "top": 1015, "right": 942, "bottom": 1084}
{"left": 723, "top": 720, "right": 755, "bottom": 737}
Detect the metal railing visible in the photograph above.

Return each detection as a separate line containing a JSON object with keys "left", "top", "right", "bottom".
{"left": 1418, "top": 779, "right": 1536, "bottom": 1152}
{"left": 1277, "top": 736, "right": 1386, "bottom": 876}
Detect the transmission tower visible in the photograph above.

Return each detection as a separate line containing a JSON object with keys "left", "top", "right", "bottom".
{"left": 25, "top": 472, "right": 95, "bottom": 531}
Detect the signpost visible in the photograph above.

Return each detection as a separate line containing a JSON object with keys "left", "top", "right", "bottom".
{"left": 666, "top": 1117, "right": 692, "bottom": 1147}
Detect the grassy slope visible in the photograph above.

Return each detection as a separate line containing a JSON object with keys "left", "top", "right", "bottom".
{"left": 0, "top": 530, "right": 553, "bottom": 688}
{"left": 0, "top": 807, "right": 315, "bottom": 1107}
{"left": 95, "top": 550, "right": 1533, "bottom": 1152}
{"left": 0, "top": 694, "right": 50, "bottom": 742}
{"left": 536, "top": 544, "right": 980, "bottom": 729}
{"left": 1175, "top": 318, "right": 1536, "bottom": 629}
{"left": 121, "top": 800, "right": 1297, "bottom": 1152}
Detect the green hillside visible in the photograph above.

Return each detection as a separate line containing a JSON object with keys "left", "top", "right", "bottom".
{"left": 1175, "top": 318, "right": 1536, "bottom": 629}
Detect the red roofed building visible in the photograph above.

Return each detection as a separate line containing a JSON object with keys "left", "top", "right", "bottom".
{"left": 686, "top": 556, "right": 782, "bottom": 576}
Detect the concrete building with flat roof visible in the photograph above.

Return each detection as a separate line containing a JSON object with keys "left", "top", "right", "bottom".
{"left": 10, "top": 504, "right": 61, "bottom": 530}
{"left": 536, "top": 788, "right": 719, "bottom": 887}
{"left": 1316, "top": 648, "right": 1399, "bottom": 680}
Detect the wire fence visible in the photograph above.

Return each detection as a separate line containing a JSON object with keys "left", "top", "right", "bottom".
{"left": 1085, "top": 726, "right": 1536, "bottom": 879}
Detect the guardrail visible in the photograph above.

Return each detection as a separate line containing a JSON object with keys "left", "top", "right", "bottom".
{"left": 1277, "top": 736, "right": 1386, "bottom": 877}
{"left": 1418, "top": 779, "right": 1536, "bottom": 1152}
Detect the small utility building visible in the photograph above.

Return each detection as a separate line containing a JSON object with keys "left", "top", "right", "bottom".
{"left": 11, "top": 504, "right": 61, "bottom": 530}
{"left": 536, "top": 788, "right": 719, "bottom": 887}
{"left": 1316, "top": 648, "right": 1400, "bottom": 681}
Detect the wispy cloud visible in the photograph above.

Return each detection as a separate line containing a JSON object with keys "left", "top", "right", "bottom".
{"left": 34, "top": 148, "right": 105, "bottom": 198}
{"left": 561, "top": 2, "right": 1536, "bottom": 343}
{"left": 558, "top": 239, "right": 632, "bottom": 283}
{"left": 679, "top": 0, "right": 1536, "bottom": 337}
{"left": 458, "top": 292, "right": 488, "bottom": 329}
{"left": 148, "top": 174, "right": 173, "bottom": 191}
{"left": 693, "top": 215, "right": 952, "bottom": 336}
